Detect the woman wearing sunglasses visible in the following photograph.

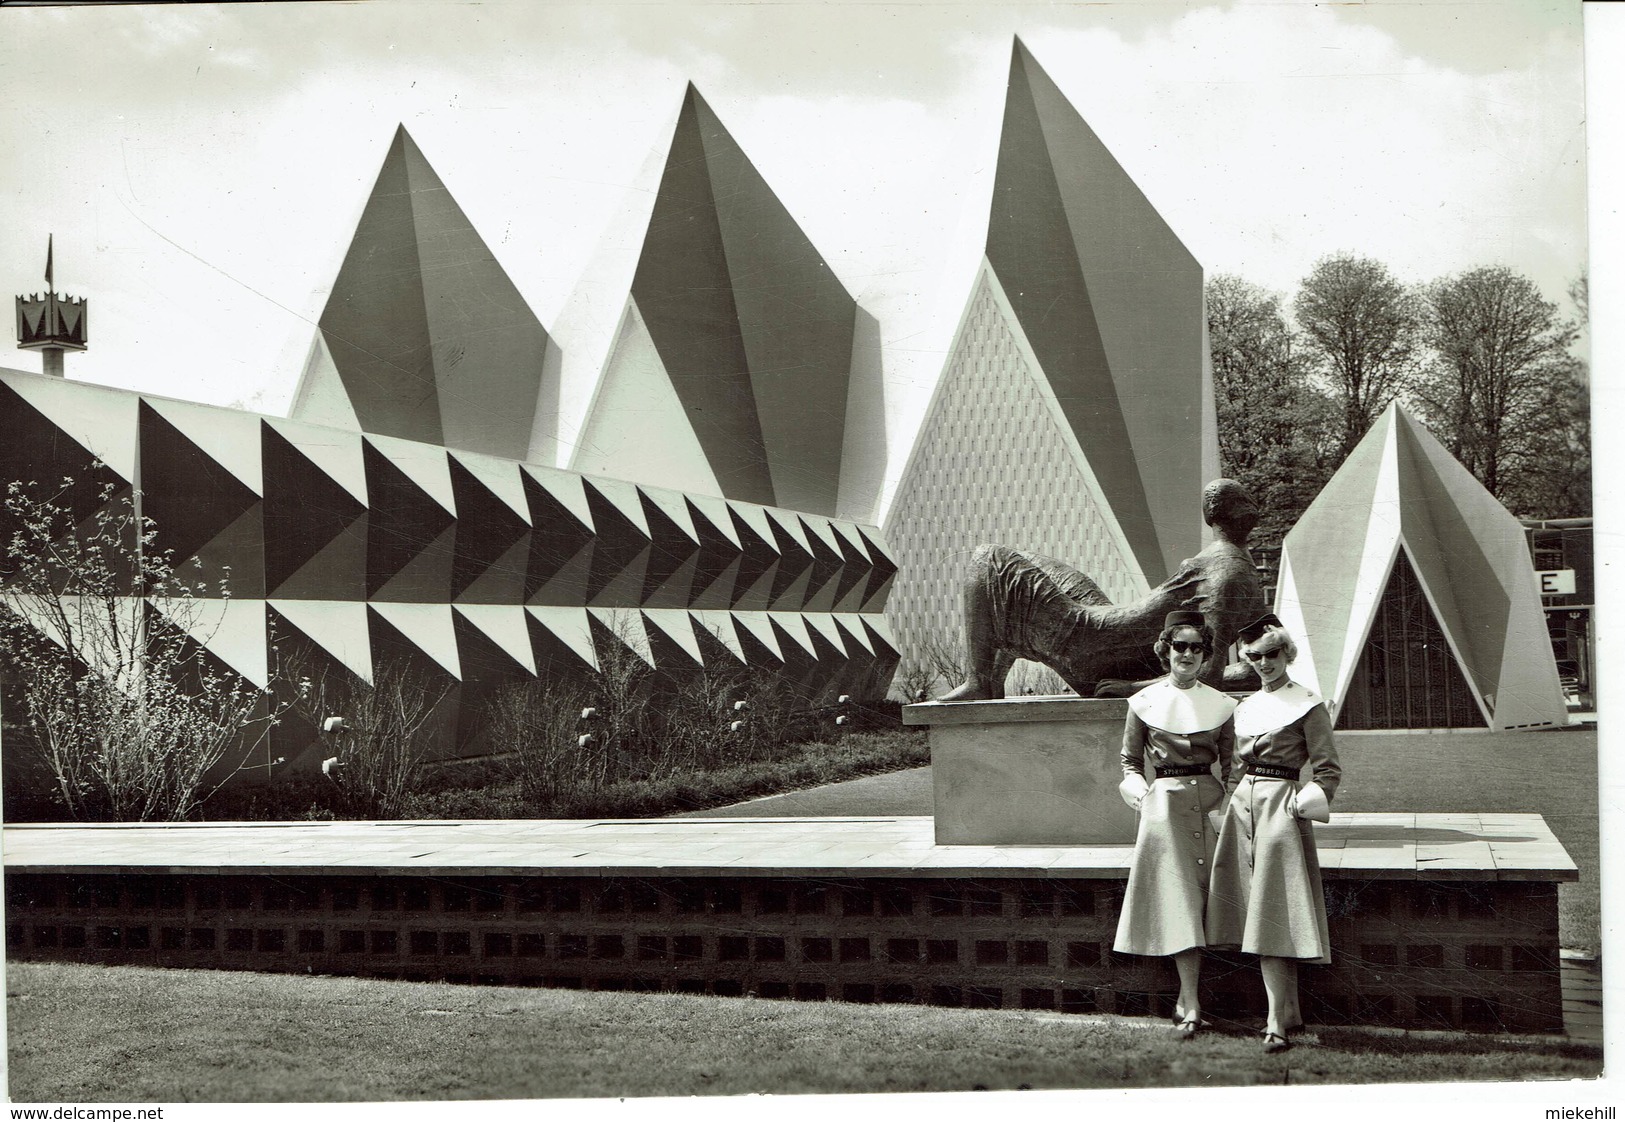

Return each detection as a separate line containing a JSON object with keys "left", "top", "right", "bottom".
{"left": 1113, "top": 610, "right": 1237, "bottom": 1040}
{"left": 1206, "top": 612, "right": 1342, "bottom": 1054}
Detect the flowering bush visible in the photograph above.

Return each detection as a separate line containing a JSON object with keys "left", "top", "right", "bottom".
{"left": 281, "top": 652, "right": 451, "bottom": 819}
{"left": 0, "top": 473, "right": 295, "bottom": 820}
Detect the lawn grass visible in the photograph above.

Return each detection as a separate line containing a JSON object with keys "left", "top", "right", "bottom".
{"left": 4, "top": 963, "right": 1601, "bottom": 1102}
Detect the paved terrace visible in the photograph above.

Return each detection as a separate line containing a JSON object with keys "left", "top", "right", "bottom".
{"left": 1, "top": 813, "right": 1577, "bottom": 880}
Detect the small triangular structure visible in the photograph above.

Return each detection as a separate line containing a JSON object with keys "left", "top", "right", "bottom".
{"left": 1275, "top": 402, "right": 1566, "bottom": 731}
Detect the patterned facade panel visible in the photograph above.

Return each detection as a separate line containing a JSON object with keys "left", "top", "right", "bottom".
{"left": 636, "top": 488, "right": 702, "bottom": 609}
{"left": 882, "top": 272, "right": 1144, "bottom": 678}
{"left": 640, "top": 609, "right": 705, "bottom": 669}
{"left": 522, "top": 468, "right": 596, "bottom": 606}
{"left": 581, "top": 479, "right": 654, "bottom": 608}
{"left": 451, "top": 605, "right": 540, "bottom": 741}
{"left": 369, "top": 602, "right": 462, "bottom": 682}
{"left": 525, "top": 606, "right": 600, "bottom": 674}
{"left": 261, "top": 421, "right": 368, "bottom": 602}
{"left": 447, "top": 456, "right": 531, "bottom": 604}
{"left": 0, "top": 369, "right": 896, "bottom": 772}
{"left": 1, "top": 370, "right": 140, "bottom": 488}
{"left": 268, "top": 600, "right": 375, "bottom": 685}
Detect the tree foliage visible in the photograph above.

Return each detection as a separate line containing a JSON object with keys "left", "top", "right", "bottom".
{"left": 0, "top": 476, "right": 293, "bottom": 821}
{"left": 1206, "top": 275, "right": 1338, "bottom": 549}
{"left": 1293, "top": 252, "right": 1424, "bottom": 459}
{"left": 1206, "top": 258, "right": 1589, "bottom": 528}
{"left": 1414, "top": 266, "right": 1588, "bottom": 515}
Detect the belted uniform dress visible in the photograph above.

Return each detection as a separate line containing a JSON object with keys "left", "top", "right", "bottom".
{"left": 1112, "top": 678, "right": 1237, "bottom": 957}
{"left": 1205, "top": 681, "right": 1342, "bottom": 963}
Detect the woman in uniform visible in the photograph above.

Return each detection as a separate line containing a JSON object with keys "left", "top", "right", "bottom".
{"left": 1206, "top": 613, "right": 1342, "bottom": 1054}
{"left": 1113, "top": 610, "right": 1236, "bottom": 1039}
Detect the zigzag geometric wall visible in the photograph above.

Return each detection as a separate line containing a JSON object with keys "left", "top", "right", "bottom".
{"left": 882, "top": 39, "right": 1216, "bottom": 678}
{"left": 1274, "top": 402, "right": 1565, "bottom": 732}
{"left": 0, "top": 367, "right": 898, "bottom": 769}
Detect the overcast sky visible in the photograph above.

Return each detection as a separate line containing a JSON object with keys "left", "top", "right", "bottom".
{"left": 0, "top": 0, "right": 1590, "bottom": 508}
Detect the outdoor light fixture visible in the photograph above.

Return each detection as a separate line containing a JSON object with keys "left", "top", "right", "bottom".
{"left": 320, "top": 716, "right": 348, "bottom": 776}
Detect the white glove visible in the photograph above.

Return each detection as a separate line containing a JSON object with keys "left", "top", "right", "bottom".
{"left": 1118, "top": 773, "right": 1149, "bottom": 812}
{"left": 1289, "top": 782, "right": 1330, "bottom": 823}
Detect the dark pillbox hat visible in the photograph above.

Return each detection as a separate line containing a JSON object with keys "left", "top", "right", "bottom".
{"left": 1162, "top": 610, "right": 1206, "bottom": 631}
{"left": 1236, "top": 612, "right": 1284, "bottom": 644}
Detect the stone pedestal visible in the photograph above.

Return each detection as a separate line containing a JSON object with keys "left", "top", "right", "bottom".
{"left": 903, "top": 696, "right": 1136, "bottom": 845}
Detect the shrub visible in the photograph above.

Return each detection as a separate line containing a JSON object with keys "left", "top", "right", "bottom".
{"left": 484, "top": 677, "right": 593, "bottom": 803}
{"left": 0, "top": 475, "right": 294, "bottom": 821}
{"left": 284, "top": 654, "right": 451, "bottom": 820}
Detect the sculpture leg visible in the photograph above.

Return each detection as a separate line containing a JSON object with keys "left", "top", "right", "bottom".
{"left": 938, "top": 565, "right": 1002, "bottom": 701}
{"left": 990, "top": 650, "right": 1016, "bottom": 693}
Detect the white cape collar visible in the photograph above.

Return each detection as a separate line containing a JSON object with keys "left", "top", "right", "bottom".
{"left": 1128, "top": 678, "right": 1237, "bottom": 735}
{"left": 1234, "top": 681, "right": 1323, "bottom": 738}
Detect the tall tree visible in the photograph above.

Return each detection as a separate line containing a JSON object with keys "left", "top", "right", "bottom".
{"left": 1293, "top": 253, "right": 1423, "bottom": 459}
{"left": 1498, "top": 363, "right": 1590, "bottom": 518}
{"left": 1206, "top": 275, "right": 1338, "bottom": 549}
{"left": 1415, "top": 266, "right": 1585, "bottom": 513}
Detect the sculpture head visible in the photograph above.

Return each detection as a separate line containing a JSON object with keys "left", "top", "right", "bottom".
{"left": 1202, "top": 478, "right": 1259, "bottom": 544}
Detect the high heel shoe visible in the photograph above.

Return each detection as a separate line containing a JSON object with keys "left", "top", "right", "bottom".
{"left": 1175, "top": 1014, "right": 1203, "bottom": 1040}
{"left": 1262, "top": 1030, "right": 1291, "bottom": 1054}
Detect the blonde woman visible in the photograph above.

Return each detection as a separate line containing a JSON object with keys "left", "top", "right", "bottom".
{"left": 1113, "top": 610, "right": 1236, "bottom": 1039}
{"left": 1206, "top": 613, "right": 1342, "bottom": 1053}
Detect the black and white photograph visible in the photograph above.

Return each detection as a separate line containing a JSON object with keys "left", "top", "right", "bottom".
{"left": 0, "top": 0, "right": 1610, "bottom": 1113}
